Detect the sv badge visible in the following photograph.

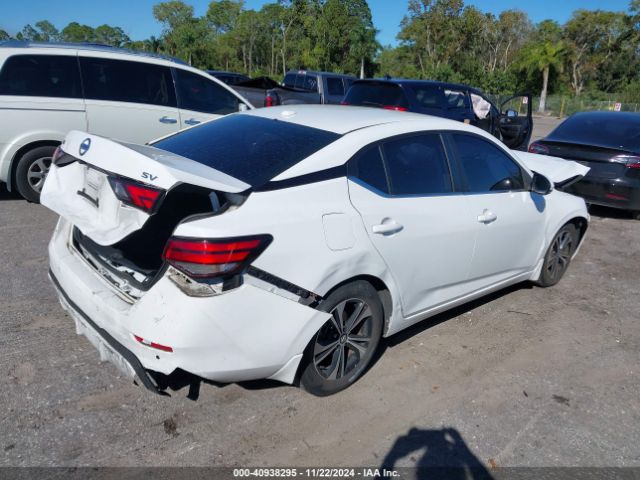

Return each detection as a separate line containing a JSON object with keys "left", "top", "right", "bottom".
{"left": 142, "top": 172, "right": 158, "bottom": 182}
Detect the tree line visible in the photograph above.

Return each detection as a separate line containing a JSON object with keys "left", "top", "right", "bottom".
{"left": 1, "top": 0, "right": 639, "bottom": 106}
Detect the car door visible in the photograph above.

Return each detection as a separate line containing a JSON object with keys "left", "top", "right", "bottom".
{"left": 173, "top": 68, "right": 245, "bottom": 128}
{"left": 347, "top": 133, "right": 478, "bottom": 318}
{"left": 498, "top": 94, "right": 533, "bottom": 150}
{"left": 443, "top": 87, "right": 475, "bottom": 125}
{"left": 446, "top": 132, "right": 545, "bottom": 288}
{"left": 79, "top": 56, "right": 180, "bottom": 143}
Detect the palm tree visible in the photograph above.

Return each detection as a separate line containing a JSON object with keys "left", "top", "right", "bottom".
{"left": 519, "top": 40, "right": 564, "bottom": 113}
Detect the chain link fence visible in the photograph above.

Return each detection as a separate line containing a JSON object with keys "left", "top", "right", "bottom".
{"left": 488, "top": 94, "right": 640, "bottom": 118}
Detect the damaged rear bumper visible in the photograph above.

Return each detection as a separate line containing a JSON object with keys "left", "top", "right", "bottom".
{"left": 48, "top": 218, "right": 331, "bottom": 392}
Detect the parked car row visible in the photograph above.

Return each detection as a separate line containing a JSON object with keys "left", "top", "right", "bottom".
{"left": 0, "top": 40, "right": 637, "bottom": 397}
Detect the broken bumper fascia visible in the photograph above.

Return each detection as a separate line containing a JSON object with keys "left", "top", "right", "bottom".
{"left": 47, "top": 218, "right": 331, "bottom": 390}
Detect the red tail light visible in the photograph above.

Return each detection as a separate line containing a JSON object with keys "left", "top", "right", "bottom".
{"left": 264, "top": 94, "right": 275, "bottom": 107}
{"left": 163, "top": 235, "right": 272, "bottom": 279}
{"left": 340, "top": 101, "right": 350, "bottom": 105}
{"left": 108, "top": 177, "right": 164, "bottom": 213}
{"left": 134, "top": 335, "right": 173, "bottom": 353}
{"left": 614, "top": 155, "right": 640, "bottom": 169}
{"left": 383, "top": 105, "right": 408, "bottom": 111}
{"left": 528, "top": 142, "right": 549, "bottom": 154}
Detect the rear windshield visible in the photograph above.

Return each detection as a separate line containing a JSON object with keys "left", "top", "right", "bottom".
{"left": 153, "top": 115, "right": 340, "bottom": 187}
{"left": 549, "top": 113, "right": 640, "bottom": 151}
{"left": 344, "top": 82, "right": 409, "bottom": 109}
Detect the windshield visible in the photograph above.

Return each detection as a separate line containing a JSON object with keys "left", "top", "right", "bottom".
{"left": 549, "top": 113, "right": 640, "bottom": 152}
{"left": 153, "top": 115, "right": 340, "bottom": 188}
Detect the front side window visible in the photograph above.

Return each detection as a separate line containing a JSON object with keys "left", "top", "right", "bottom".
{"left": 80, "top": 57, "right": 176, "bottom": 107}
{"left": 450, "top": 133, "right": 524, "bottom": 192}
{"left": 382, "top": 134, "right": 452, "bottom": 196}
{"left": 0, "top": 55, "right": 81, "bottom": 98}
{"left": 174, "top": 69, "right": 239, "bottom": 114}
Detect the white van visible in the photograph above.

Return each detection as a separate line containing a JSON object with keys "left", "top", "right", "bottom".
{"left": 0, "top": 41, "right": 252, "bottom": 202}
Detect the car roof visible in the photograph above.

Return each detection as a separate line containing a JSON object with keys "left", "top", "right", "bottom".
{"left": 353, "top": 78, "right": 484, "bottom": 95}
{"left": 242, "top": 104, "right": 465, "bottom": 135}
{"left": 0, "top": 40, "right": 188, "bottom": 65}
{"left": 285, "top": 70, "right": 355, "bottom": 78}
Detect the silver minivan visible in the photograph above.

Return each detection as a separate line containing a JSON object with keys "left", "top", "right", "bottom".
{"left": 0, "top": 41, "right": 251, "bottom": 202}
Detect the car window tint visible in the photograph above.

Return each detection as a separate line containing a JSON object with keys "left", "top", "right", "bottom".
{"left": 444, "top": 89, "right": 468, "bottom": 110}
{"left": 294, "top": 74, "right": 305, "bottom": 89}
{"left": 80, "top": 57, "right": 176, "bottom": 106}
{"left": 174, "top": 69, "right": 239, "bottom": 114}
{"left": 343, "top": 82, "right": 409, "bottom": 109}
{"left": 326, "top": 77, "right": 345, "bottom": 96}
{"left": 283, "top": 73, "right": 296, "bottom": 88}
{"left": 0, "top": 55, "right": 82, "bottom": 98}
{"left": 382, "top": 134, "right": 452, "bottom": 195}
{"left": 302, "top": 75, "right": 318, "bottom": 92}
{"left": 353, "top": 146, "right": 389, "bottom": 193}
{"left": 410, "top": 86, "right": 444, "bottom": 109}
{"left": 153, "top": 115, "right": 340, "bottom": 188}
{"left": 451, "top": 133, "right": 524, "bottom": 192}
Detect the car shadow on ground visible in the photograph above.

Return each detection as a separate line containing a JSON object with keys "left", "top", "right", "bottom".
{"left": 381, "top": 427, "right": 494, "bottom": 478}
{"left": 0, "top": 183, "right": 22, "bottom": 201}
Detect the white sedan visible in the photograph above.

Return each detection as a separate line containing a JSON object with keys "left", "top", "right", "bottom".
{"left": 42, "top": 105, "right": 589, "bottom": 396}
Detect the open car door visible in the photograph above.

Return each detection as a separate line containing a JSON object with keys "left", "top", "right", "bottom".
{"left": 499, "top": 94, "right": 532, "bottom": 151}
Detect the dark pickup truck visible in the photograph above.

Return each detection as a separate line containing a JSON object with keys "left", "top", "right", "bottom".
{"left": 343, "top": 79, "right": 533, "bottom": 151}
{"left": 231, "top": 70, "right": 356, "bottom": 108}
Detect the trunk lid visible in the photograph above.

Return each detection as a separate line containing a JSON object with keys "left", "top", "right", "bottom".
{"left": 512, "top": 150, "right": 590, "bottom": 187}
{"left": 41, "top": 130, "right": 250, "bottom": 246}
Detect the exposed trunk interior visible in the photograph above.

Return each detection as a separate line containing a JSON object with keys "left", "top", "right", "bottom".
{"left": 73, "top": 183, "right": 246, "bottom": 291}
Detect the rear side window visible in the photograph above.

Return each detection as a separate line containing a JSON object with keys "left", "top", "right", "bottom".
{"left": 326, "top": 77, "right": 345, "bottom": 96}
{"left": 444, "top": 89, "right": 468, "bottom": 110}
{"left": 174, "top": 69, "right": 239, "bottom": 114}
{"left": 0, "top": 55, "right": 81, "bottom": 98}
{"left": 352, "top": 146, "right": 389, "bottom": 194}
{"left": 410, "top": 85, "right": 444, "bottom": 109}
{"left": 153, "top": 115, "right": 340, "bottom": 187}
{"left": 301, "top": 75, "right": 318, "bottom": 92}
{"left": 80, "top": 57, "right": 176, "bottom": 107}
{"left": 450, "top": 133, "right": 524, "bottom": 192}
{"left": 382, "top": 134, "right": 452, "bottom": 195}
{"left": 344, "top": 82, "right": 409, "bottom": 109}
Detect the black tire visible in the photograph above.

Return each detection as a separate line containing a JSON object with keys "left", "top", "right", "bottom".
{"left": 536, "top": 223, "right": 578, "bottom": 287}
{"left": 299, "top": 281, "right": 384, "bottom": 396}
{"left": 14, "top": 145, "right": 57, "bottom": 203}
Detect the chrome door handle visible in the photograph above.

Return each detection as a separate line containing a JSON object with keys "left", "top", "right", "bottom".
{"left": 477, "top": 209, "right": 497, "bottom": 224}
{"left": 184, "top": 118, "right": 201, "bottom": 125}
{"left": 159, "top": 116, "right": 177, "bottom": 124}
{"left": 372, "top": 221, "right": 403, "bottom": 235}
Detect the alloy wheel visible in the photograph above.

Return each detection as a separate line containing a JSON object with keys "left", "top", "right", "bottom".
{"left": 546, "top": 230, "right": 574, "bottom": 282}
{"left": 313, "top": 298, "right": 374, "bottom": 380}
{"left": 27, "top": 156, "right": 52, "bottom": 193}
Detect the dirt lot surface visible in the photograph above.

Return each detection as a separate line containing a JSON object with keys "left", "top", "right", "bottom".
{"left": 1, "top": 117, "right": 639, "bottom": 469}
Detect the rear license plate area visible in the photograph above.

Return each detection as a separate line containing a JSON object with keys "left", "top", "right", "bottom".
{"left": 78, "top": 166, "right": 105, "bottom": 207}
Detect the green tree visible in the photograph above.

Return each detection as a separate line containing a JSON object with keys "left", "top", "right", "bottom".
{"left": 517, "top": 21, "right": 564, "bottom": 112}
{"left": 0, "top": 29, "right": 10, "bottom": 41}
{"left": 61, "top": 22, "right": 95, "bottom": 43}
{"left": 94, "top": 25, "right": 130, "bottom": 47}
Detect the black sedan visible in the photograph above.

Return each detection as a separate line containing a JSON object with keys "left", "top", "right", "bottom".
{"left": 529, "top": 111, "right": 640, "bottom": 219}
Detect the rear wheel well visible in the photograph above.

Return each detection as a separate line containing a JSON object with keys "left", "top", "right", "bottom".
{"left": 9, "top": 140, "right": 61, "bottom": 190}
{"left": 321, "top": 275, "right": 393, "bottom": 333}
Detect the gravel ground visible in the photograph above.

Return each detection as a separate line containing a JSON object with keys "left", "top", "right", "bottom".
{"left": 1, "top": 117, "right": 639, "bottom": 469}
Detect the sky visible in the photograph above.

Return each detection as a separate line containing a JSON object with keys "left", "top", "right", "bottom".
{"left": 0, "top": 0, "right": 633, "bottom": 46}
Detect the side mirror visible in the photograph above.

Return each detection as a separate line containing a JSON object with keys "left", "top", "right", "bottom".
{"left": 531, "top": 172, "right": 552, "bottom": 195}
{"left": 238, "top": 102, "right": 249, "bottom": 112}
{"left": 506, "top": 109, "right": 518, "bottom": 118}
